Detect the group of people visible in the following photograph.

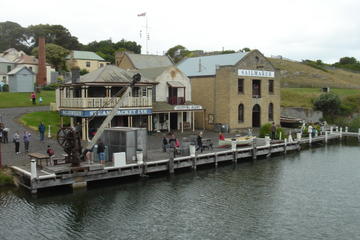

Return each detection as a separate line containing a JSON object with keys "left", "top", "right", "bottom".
{"left": 12, "top": 131, "right": 31, "bottom": 154}
{"left": 161, "top": 131, "right": 205, "bottom": 154}
{"left": 30, "top": 92, "right": 43, "bottom": 105}
{"left": 0, "top": 124, "right": 9, "bottom": 143}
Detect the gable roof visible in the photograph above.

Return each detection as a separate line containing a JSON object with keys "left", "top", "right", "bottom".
{"left": 8, "top": 66, "right": 35, "bottom": 75}
{"left": 66, "top": 51, "right": 105, "bottom": 61}
{"left": 126, "top": 53, "right": 173, "bottom": 69}
{"left": 137, "top": 66, "right": 169, "bottom": 80}
{"left": 177, "top": 52, "right": 249, "bottom": 77}
{"left": 79, "top": 65, "right": 154, "bottom": 83}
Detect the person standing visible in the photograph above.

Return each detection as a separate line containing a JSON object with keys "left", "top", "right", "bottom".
{"left": 97, "top": 140, "right": 105, "bottom": 165}
{"left": 219, "top": 132, "right": 225, "bottom": 141}
{"left": 39, "top": 96, "right": 43, "bottom": 104}
{"left": 47, "top": 145, "right": 55, "bottom": 165}
{"left": 23, "top": 131, "right": 31, "bottom": 153}
{"left": 196, "top": 132, "right": 203, "bottom": 153}
{"left": 162, "top": 134, "right": 169, "bottom": 152}
{"left": 271, "top": 122, "right": 276, "bottom": 140}
{"left": 3, "top": 127, "right": 9, "bottom": 143}
{"left": 38, "top": 122, "right": 46, "bottom": 141}
{"left": 31, "top": 92, "right": 36, "bottom": 105}
{"left": 13, "top": 132, "right": 20, "bottom": 154}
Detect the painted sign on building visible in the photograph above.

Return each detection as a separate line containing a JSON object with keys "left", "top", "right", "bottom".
{"left": 174, "top": 105, "right": 203, "bottom": 110}
{"left": 60, "top": 108, "right": 152, "bottom": 117}
{"left": 238, "top": 69, "right": 275, "bottom": 78}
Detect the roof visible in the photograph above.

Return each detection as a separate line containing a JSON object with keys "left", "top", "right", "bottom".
{"left": 177, "top": 52, "right": 249, "bottom": 77}
{"left": 0, "top": 56, "right": 13, "bottom": 64}
{"left": 14, "top": 55, "right": 38, "bottom": 65}
{"left": 8, "top": 66, "right": 35, "bottom": 75}
{"left": 137, "top": 66, "right": 168, "bottom": 80}
{"left": 126, "top": 53, "right": 173, "bottom": 69}
{"left": 167, "top": 81, "right": 185, "bottom": 88}
{"left": 66, "top": 51, "right": 105, "bottom": 61}
{"left": 79, "top": 65, "right": 155, "bottom": 83}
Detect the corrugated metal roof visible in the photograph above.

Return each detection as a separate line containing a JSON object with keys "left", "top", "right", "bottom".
{"left": 79, "top": 65, "right": 154, "bottom": 83}
{"left": 137, "top": 66, "right": 168, "bottom": 80}
{"left": 66, "top": 51, "right": 105, "bottom": 61}
{"left": 177, "top": 52, "right": 248, "bottom": 77}
{"left": 126, "top": 53, "right": 173, "bottom": 69}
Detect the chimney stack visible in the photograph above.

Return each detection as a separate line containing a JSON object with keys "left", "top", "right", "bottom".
{"left": 36, "top": 37, "right": 47, "bottom": 87}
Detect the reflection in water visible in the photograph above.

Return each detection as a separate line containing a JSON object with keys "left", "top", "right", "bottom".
{"left": 1, "top": 142, "right": 360, "bottom": 240}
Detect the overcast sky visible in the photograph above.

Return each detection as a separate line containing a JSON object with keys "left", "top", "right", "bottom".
{"left": 2, "top": 0, "right": 360, "bottom": 63}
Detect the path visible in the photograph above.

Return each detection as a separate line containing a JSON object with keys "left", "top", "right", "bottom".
{"left": 0, "top": 106, "right": 65, "bottom": 167}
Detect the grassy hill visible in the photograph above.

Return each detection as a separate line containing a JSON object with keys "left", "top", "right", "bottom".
{"left": 269, "top": 58, "right": 360, "bottom": 89}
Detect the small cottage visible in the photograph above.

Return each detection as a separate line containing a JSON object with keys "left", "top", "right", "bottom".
{"left": 8, "top": 66, "right": 35, "bottom": 92}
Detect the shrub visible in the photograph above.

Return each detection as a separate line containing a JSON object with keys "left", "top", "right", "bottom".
{"left": 0, "top": 170, "right": 14, "bottom": 186}
{"left": 259, "top": 123, "right": 272, "bottom": 138}
{"left": 313, "top": 92, "right": 341, "bottom": 116}
{"left": 42, "top": 83, "right": 60, "bottom": 90}
{"left": 2, "top": 84, "right": 9, "bottom": 92}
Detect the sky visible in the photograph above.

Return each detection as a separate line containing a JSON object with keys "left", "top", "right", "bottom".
{"left": 2, "top": 0, "right": 360, "bottom": 63}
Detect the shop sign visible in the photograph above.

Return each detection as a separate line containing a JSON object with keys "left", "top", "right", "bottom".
{"left": 174, "top": 105, "right": 203, "bottom": 110}
{"left": 60, "top": 109, "right": 152, "bottom": 117}
{"left": 238, "top": 69, "right": 275, "bottom": 78}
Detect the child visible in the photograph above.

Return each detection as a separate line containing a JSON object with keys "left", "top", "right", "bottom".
{"left": 39, "top": 96, "right": 43, "bottom": 104}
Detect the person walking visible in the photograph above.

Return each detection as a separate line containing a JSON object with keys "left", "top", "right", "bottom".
{"left": 97, "top": 140, "right": 105, "bottom": 165}
{"left": 162, "top": 134, "right": 169, "bottom": 152}
{"left": 38, "top": 122, "right": 46, "bottom": 141}
{"left": 196, "top": 132, "right": 203, "bottom": 153}
{"left": 271, "top": 122, "right": 276, "bottom": 140}
{"left": 31, "top": 92, "right": 36, "bottom": 105}
{"left": 13, "top": 132, "right": 20, "bottom": 154}
{"left": 23, "top": 131, "right": 31, "bottom": 153}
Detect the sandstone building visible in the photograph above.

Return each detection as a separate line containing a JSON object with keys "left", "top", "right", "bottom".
{"left": 177, "top": 50, "right": 280, "bottom": 131}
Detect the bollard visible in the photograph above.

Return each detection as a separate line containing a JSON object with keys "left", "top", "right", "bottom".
{"left": 345, "top": 126, "right": 348, "bottom": 133}
{"left": 252, "top": 139, "right": 257, "bottom": 160}
{"left": 265, "top": 136, "right": 271, "bottom": 146}
{"left": 335, "top": 126, "right": 338, "bottom": 132}
{"left": 340, "top": 127, "right": 343, "bottom": 139}
{"left": 296, "top": 132, "right": 302, "bottom": 141}
{"left": 279, "top": 132, "right": 282, "bottom": 140}
{"left": 136, "top": 150, "right": 143, "bottom": 165}
{"left": 309, "top": 132, "right": 312, "bottom": 145}
{"left": 31, "top": 159, "right": 37, "bottom": 180}
{"left": 325, "top": 131, "right": 328, "bottom": 143}
{"left": 330, "top": 126, "right": 333, "bottom": 134}
{"left": 284, "top": 138, "right": 287, "bottom": 154}
{"left": 231, "top": 139, "right": 237, "bottom": 152}
{"left": 189, "top": 144, "right": 196, "bottom": 157}
{"left": 48, "top": 125, "right": 51, "bottom": 138}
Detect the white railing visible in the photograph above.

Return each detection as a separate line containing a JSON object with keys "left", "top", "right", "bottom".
{"left": 60, "top": 96, "right": 152, "bottom": 108}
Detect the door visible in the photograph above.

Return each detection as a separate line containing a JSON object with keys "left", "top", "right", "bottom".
{"left": 252, "top": 104, "right": 261, "bottom": 127}
{"left": 170, "top": 112, "right": 178, "bottom": 130}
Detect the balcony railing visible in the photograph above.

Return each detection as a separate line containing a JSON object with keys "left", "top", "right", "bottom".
{"left": 60, "top": 96, "right": 152, "bottom": 108}
{"left": 168, "top": 96, "right": 185, "bottom": 105}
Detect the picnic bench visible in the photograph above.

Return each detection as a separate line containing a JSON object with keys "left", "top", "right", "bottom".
{"left": 28, "top": 152, "right": 50, "bottom": 168}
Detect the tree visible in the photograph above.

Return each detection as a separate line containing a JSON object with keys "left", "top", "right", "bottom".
{"left": 166, "top": 45, "right": 190, "bottom": 63}
{"left": 313, "top": 92, "right": 341, "bottom": 116}
{"left": 0, "top": 21, "right": 29, "bottom": 52}
{"left": 338, "top": 57, "right": 357, "bottom": 65}
{"left": 32, "top": 43, "right": 70, "bottom": 71}
{"left": 241, "top": 47, "right": 251, "bottom": 52}
{"left": 27, "top": 24, "right": 81, "bottom": 50}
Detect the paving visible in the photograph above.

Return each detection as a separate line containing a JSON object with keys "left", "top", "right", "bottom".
{"left": 0, "top": 106, "right": 252, "bottom": 168}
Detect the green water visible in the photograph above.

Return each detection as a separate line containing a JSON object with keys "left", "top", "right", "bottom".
{"left": 1, "top": 143, "right": 360, "bottom": 240}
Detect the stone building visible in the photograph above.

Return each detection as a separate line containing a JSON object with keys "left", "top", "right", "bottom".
{"left": 177, "top": 50, "right": 280, "bottom": 131}
{"left": 66, "top": 51, "right": 110, "bottom": 73}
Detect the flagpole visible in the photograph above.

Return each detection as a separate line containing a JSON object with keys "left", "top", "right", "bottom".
{"left": 146, "top": 15, "right": 149, "bottom": 54}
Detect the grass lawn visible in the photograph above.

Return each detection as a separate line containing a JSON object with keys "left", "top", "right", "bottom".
{"left": 19, "top": 111, "right": 70, "bottom": 138}
{"left": 0, "top": 90, "right": 55, "bottom": 108}
{"left": 281, "top": 88, "right": 360, "bottom": 108}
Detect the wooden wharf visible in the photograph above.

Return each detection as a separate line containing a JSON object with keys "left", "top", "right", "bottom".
{"left": 10, "top": 130, "right": 360, "bottom": 194}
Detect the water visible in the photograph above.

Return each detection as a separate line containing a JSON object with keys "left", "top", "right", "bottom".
{"left": 1, "top": 143, "right": 360, "bottom": 240}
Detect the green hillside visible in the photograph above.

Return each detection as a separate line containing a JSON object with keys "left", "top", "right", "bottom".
{"left": 269, "top": 58, "right": 360, "bottom": 88}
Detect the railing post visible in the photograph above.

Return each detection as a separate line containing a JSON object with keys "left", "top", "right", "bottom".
{"left": 309, "top": 132, "right": 312, "bottom": 146}
{"left": 340, "top": 127, "right": 343, "bottom": 139}
{"left": 284, "top": 138, "right": 287, "bottom": 154}
{"left": 330, "top": 126, "right": 333, "bottom": 134}
{"left": 335, "top": 126, "right": 339, "bottom": 132}
{"left": 325, "top": 131, "right": 328, "bottom": 143}
{"left": 345, "top": 126, "right": 348, "bottom": 133}
{"left": 31, "top": 159, "right": 37, "bottom": 180}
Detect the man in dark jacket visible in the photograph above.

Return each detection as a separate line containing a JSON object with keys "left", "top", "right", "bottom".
{"left": 97, "top": 140, "right": 105, "bottom": 165}
{"left": 38, "top": 122, "right": 46, "bottom": 141}
{"left": 196, "top": 132, "right": 203, "bottom": 153}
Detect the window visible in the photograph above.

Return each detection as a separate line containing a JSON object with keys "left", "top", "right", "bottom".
{"left": 7, "top": 65, "right": 11, "bottom": 72}
{"left": 132, "top": 87, "right": 140, "bottom": 97}
{"left": 268, "top": 103, "right": 274, "bottom": 121}
{"left": 86, "top": 62, "right": 91, "bottom": 67}
{"left": 238, "top": 104, "right": 244, "bottom": 122}
{"left": 269, "top": 80, "right": 274, "bottom": 94}
{"left": 142, "top": 88, "right": 147, "bottom": 97}
{"left": 238, "top": 79, "right": 244, "bottom": 94}
{"left": 252, "top": 80, "right": 261, "bottom": 98}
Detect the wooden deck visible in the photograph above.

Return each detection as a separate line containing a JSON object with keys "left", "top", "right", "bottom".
{"left": 11, "top": 131, "right": 359, "bottom": 194}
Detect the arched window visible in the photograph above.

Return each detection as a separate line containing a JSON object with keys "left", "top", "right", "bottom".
{"left": 268, "top": 103, "right": 274, "bottom": 121}
{"left": 238, "top": 104, "right": 244, "bottom": 122}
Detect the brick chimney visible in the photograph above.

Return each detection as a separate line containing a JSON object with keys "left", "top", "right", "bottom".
{"left": 36, "top": 37, "right": 47, "bottom": 87}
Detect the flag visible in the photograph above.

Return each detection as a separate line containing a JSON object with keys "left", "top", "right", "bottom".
{"left": 137, "top": 12, "right": 146, "bottom": 17}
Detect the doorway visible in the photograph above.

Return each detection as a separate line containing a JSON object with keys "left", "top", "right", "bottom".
{"left": 170, "top": 112, "right": 178, "bottom": 130}
{"left": 252, "top": 104, "right": 261, "bottom": 127}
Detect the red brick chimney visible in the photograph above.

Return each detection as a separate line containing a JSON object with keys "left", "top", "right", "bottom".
{"left": 36, "top": 37, "right": 47, "bottom": 87}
